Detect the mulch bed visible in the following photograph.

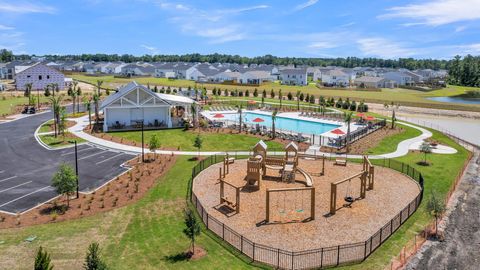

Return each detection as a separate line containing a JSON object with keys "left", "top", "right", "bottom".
{"left": 192, "top": 158, "right": 421, "bottom": 251}
{"left": 0, "top": 153, "right": 176, "bottom": 229}
{"left": 320, "top": 126, "right": 406, "bottom": 155}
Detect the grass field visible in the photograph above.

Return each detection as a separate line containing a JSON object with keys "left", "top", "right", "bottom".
{"left": 72, "top": 74, "right": 480, "bottom": 112}
{"left": 366, "top": 123, "right": 423, "bottom": 155}
{"left": 108, "top": 129, "right": 283, "bottom": 151}
{"left": 38, "top": 133, "right": 86, "bottom": 148}
{"left": 0, "top": 128, "right": 469, "bottom": 269}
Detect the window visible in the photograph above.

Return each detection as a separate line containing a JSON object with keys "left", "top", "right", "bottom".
{"left": 47, "top": 75, "right": 50, "bottom": 79}
{"left": 38, "top": 75, "right": 42, "bottom": 80}
{"left": 27, "top": 75, "right": 31, "bottom": 78}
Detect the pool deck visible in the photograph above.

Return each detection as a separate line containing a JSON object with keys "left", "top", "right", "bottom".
{"left": 66, "top": 115, "right": 439, "bottom": 160}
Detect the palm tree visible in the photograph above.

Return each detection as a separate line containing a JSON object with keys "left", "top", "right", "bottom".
{"left": 271, "top": 109, "right": 278, "bottom": 139}
{"left": 238, "top": 105, "right": 243, "bottom": 133}
{"left": 190, "top": 104, "right": 198, "bottom": 129}
{"left": 279, "top": 89, "right": 283, "bottom": 108}
{"left": 72, "top": 81, "right": 79, "bottom": 113}
{"left": 49, "top": 95, "right": 63, "bottom": 138}
{"left": 94, "top": 80, "right": 103, "bottom": 125}
{"left": 24, "top": 83, "right": 34, "bottom": 106}
{"left": 344, "top": 111, "right": 353, "bottom": 151}
{"left": 68, "top": 86, "right": 77, "bottom": 115}
{"left": 296, "top": 91, "right": 300, "bottom": 110}
{"left": 83, "top": 97, "right": 92, "bottom": 128}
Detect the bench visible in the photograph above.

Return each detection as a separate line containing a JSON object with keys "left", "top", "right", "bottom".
{"left": 335, "top": 158, "right": 347, "bottom": 166}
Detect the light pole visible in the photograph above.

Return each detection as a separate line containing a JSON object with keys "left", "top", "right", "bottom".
{"left": 74, "top": 140, "right": 79, "bottom": 199}
{"left": 141, "top": 121, "right": 145, "bottom": 163}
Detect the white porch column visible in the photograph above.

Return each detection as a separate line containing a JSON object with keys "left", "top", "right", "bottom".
{"left": 167, "top": 107, "right": 172, "bottom": 128}
{"left": 103, "top": 108, "right": 108, "bottom": 132}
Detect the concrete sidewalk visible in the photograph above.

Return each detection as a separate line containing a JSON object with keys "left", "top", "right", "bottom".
{"left": 68, "top": 115, "right": 433, "bottom": 159}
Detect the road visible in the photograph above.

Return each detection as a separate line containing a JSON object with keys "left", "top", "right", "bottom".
{"left": 0, "top": 109, "right": 134, "bottom": 214}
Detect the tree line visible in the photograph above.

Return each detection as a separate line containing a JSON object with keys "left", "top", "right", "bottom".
{"left": 447, "top": 55, "right": 480, "bottom": 87}
{"left": 0, "top": 49, "right": 450, "bottom": 70}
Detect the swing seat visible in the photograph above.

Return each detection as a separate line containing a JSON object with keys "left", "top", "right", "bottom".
{"left": 296, "top": 209, "right": 304, "bottom": 213}
{"left": 344, "top": 196, "right": 354, "bottom": 203}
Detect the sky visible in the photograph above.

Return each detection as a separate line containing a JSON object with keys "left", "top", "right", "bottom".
{"left": 1, "top": 0, "right": 480, "bottom": 59}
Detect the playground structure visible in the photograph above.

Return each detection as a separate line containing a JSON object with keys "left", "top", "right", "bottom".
{"left": 329, "top": 156, "right": 375, "bottom": 215}
{"left": 266, "top": 187, "right": 315, "bottom": 223}
{"left": 246, "top": 140, "right": 314, "bottom": 188}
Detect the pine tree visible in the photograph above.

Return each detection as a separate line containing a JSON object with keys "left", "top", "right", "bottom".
{"left": 34, "top": 246, "right": 54, "bottom": 270}
{"left": 84, "top": 242, "right": 107, "bottom": 270}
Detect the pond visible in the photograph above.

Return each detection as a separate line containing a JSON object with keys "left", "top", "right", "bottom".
{"left": 427, "top": 96, "right": 480, "bottom": 105}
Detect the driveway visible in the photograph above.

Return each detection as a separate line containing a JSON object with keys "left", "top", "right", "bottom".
{"left": 0, "top": 111, "right": 134, "bottom": 214}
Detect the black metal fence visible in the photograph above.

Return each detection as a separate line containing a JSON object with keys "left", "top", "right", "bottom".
{"left": 189, "top": 155, "right": 424, "bottom": 270}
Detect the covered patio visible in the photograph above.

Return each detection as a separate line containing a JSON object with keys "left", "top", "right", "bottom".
{"left": 100, "top": 81, "right": 195, "bottom": 132}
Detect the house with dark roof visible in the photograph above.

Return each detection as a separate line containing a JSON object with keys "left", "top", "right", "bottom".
{"left": 279, "top": 68, "right": 307, "bottom": 85}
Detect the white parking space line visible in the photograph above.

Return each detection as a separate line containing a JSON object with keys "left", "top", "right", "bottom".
{"left": 95, "top": 153, "right": 124, "bottom": 165}
{"left": 78, "top": 150, "right": 108, "bottom": 161}
{"left": 0, "top": 186, "right": 52, "bottom": 208}
{"left": 61, "top": 147, "right": 94, "bottom": 156}
{"left": 0, "top": 181, "right": 32, "bottom": 193}
{"left": 0, "top": 176, "right": 17, "bottom": 183}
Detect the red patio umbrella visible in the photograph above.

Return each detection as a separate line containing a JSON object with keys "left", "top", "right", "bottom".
{"left": 252, "top": 117, "right": 265, "bottom": 123}
{"left": 247, "top": 100, "right": 257, "bottom": 104}
{"left": 356, "top": 113, "right": 365, "bottom": 117}
{"left": 213, "top": 113, "right": 224, "bottom": 118}
{"left": 331, "top": 128, "right": 345, "bottom": 135}
{"left": 365, "top": 116, "right": 375, "bottom": 121}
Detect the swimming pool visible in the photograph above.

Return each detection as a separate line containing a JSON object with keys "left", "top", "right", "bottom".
{"left": 218, "top": 112, "right": 341, "bottom": 135}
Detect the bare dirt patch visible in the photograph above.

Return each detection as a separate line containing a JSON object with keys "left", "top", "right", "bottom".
{"left": 0, "top": 153, "right": 176, "bottom": 229}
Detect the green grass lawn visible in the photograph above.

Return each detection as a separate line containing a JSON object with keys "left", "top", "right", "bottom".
{"left": 0, "top": 127, "right": 470, "bottom": 269}
{"left": 38, "top": 120, "right": 54, "bottom": 133}
{"left": 365, "top": 123, "right": 423, "bottom": 155}
{"left": 38, "top": 133, "right": 86, "bottom": 148}
{"left": 0, "top": 156, "right": 259, "bottom": 270}
{"left": 72, "top": 74, "right": 480, "bottom": 112}
{"left": 108, "top": 129, "right": 283, "bottom": 151}
{"left": 0, "top": 96, "right": 32, "bottom": 116}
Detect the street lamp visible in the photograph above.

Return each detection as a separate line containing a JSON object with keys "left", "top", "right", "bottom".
{"left": 74, "top": 140, "right": 79, "bottom": 198}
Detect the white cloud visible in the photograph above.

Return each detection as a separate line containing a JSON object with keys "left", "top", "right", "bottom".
{"left": 455, "top": 26, "right": 467, "bottom": 32}
{"left": 295, "top": 0, "right": 319, "bottom": 11}
{"left": 156, "top": 1, "right": 268, "bottom": 43}
{"left": 140, "top": 44, "right": 159, "bottom": 54}
{"left": 356, "top": 38, "right": 417, "bottom": 58}
{"left": 380, "top": 0, "right": 480, "bottom": 26}
{"left": 0, "top": 1, "right": 56, "bottom": 14}
{"left": 308, "top": 41, "right": 338, "bottom": 49}
{"left": 0, "top": 24, "right": 14, "bottom": 30}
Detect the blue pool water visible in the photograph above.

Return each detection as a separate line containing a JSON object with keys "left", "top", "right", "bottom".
{"left": 219, "top": 112, "right": 341, "bottom": 135}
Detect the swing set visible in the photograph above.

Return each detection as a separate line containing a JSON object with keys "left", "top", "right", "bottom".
{"left": 329, "top": 156, "right": 374, "bottom": 215}
{"left": 265, "top": 187, "right": 315, "bottom": 223}
{"left": 218, "top": 167, "right": 241, "bottom": 214}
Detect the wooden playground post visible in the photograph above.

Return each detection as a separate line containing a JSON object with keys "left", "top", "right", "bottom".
{"left": 321, "top": 154, "right": 325, "bottom": 175}
{"left": 219, "top": 177, "right": 240, "bottom": 214}
{"left": 266, "top": 188, "right": 270, "bottom": 222}
{"left": 329, "top": 171, "right": 367, "bottom": 215}
{"left": 364, "top": 156, "right": 375, "bottom": 190}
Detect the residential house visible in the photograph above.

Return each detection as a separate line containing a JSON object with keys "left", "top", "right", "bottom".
{"left": 15, "top": 63, "right": 65, "bottom": 90}
{"left": 354, "top": 76, "right": 388, "bottom": 88}
{"left": 321, "top": 69, "right": 351, "bottom": 87}
{"left": 382, "top": 71, "right": 413, "bottom": 86}
{"left": 238, "top": 70, "right": 272, "bottom": 85}
{"left": 279, "top": 68, "right": 307, "bottom": 86}
{"left": 210, "top": 71, "right": 241, "bottom": 83}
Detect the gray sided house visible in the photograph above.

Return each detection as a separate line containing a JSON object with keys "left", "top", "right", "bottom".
{"left": 354, "top": 76, "right": 389, "bottom": 88}
{"left": 382, "top": 71, "right": 413, "bottom": 86}
{"left": 280, "top": 69, "right": 308, "bottom": 85}
{"left": 100, "top": 81, "right": 195, "bottom": 132}
{"left": 238, "top": 70, "right": 272, "bottom": 85}
{"left": 15, "top": 63, "right": 65, "bottom": 90}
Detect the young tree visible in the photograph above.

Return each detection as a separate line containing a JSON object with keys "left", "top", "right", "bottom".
{"left": 183, "top": 208, "right": 201, "bottom": 256}
{"left": 193, "top": 135, "right": 203, "bottom": 160}
{"left": 153, "top": 85, "right": 158, "bottom": 93}
{"left": 94, "top": 80, "right": 103, "bottom": 125}
{"left": 76, "top": 85, "right": 82, "bottom": 113}
{"left": 68, "top": 86, "right": 77, "bottom": 115}
{"left": 270, "top": 89, "right": 275, "bottom": 99}
{"left": 296, "top": 91, "right": 301, "bottom": 110}
{"left": 426, "top": 190, "right": 446, "bottom": 238}
{"left": 262, "top": 89, "right": 267, "bottom": 99}
{"left": 84, "top": 242, "right": 107, "bottom": 270}
{"left": 287, "top": 92, "right": 293, "bottom": 101}
{"left": 253, "top": 88, "right": 258, "bottom": 97}
{"left": 278, "top": 89, "right": 283, "bottom": 108}
{"left": 44, "top": 85, "right": 51, "bottom": 97}
{"left": 49, "top": 95, "right": 63, "bottom": 137}
{"left": 190, "top": 104, "right": 198, "bottom": 129}
{"left": 58, "top": 107, "right": 67, "bottom": 139}
{"left": 299, "top": 92, "right": 304, "bottom": 102}
{"left": 271, "top": 109, "right": 278, "bottom": 139}
{"left": 245, "top": 89, "right": 250, "bottom": 97}
{"left": 51, "top": 163, "right": 78, "bottom": 208}
{"left": 420, "top": 142, "right": 433, "bottom": 165}
{"left": 34, "top": 246, "right": 54, "bottom": 270}
{"left": 344, "top": 112, "right": 353, "bottom": 152}
{"left": 149, "top": 134, "right": 160, "bottom": 160}
{"left": 83, "top": 97, "right": 92, "bottom": 128}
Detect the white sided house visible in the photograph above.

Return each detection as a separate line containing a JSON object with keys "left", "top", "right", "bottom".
{"left": 100, "top": 81, "right": 195, "bottom": 132}
{"left": 15, "top": 63, "right": 65, "bottom": 90}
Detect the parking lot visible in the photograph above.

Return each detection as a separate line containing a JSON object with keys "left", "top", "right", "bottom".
{"left": 0, "top": 111, "right": 136, "bottom": 215}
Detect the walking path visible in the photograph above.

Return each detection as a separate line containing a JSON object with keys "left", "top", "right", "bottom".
{"left": 67, "top": 115, "right": 437, "bottom": 159}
